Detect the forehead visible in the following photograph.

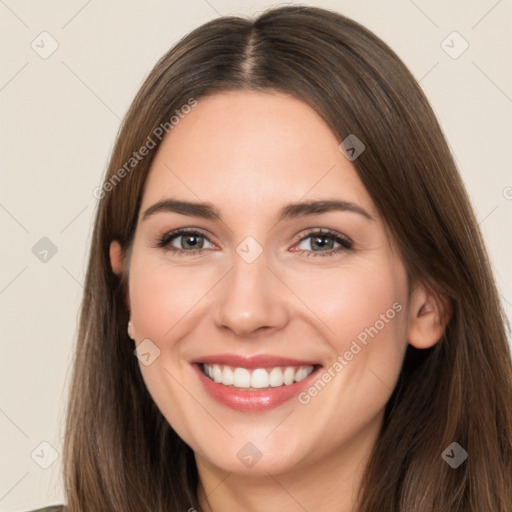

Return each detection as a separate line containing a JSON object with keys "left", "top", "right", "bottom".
{"left": 140, "top": 90, "right": 378, "bottom": 221}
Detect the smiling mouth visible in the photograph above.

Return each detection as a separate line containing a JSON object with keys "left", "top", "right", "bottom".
{"left": 200, "top": 363, "right": 318, "bottom": 389}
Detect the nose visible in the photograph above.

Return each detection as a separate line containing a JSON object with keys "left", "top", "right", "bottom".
{"left": 213, "top": 249, "right": 291, "bottom": 339}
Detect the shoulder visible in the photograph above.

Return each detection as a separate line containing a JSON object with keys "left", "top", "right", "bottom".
{"left": 25, "top": 507, "right": 64, "bottom": 512}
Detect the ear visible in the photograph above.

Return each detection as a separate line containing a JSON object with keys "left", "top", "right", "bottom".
{"left": 110, "top": 240, "right": 124, "bottom": 276}
{"left": 407, "top": 282, "right": 452, "bottom": 349}
{"left": 110, "top": 240, "right": 130, "bottom": 310}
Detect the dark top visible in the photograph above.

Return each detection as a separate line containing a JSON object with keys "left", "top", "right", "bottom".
{"left": 26, "top": 507, "right": 64, "bottom": 512}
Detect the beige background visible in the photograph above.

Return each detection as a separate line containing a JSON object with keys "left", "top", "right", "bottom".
{"left": 0, "top": 0, "right": 511, "bottom": 510}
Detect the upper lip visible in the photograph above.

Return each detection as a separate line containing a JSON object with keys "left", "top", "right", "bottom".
{"left": 190, "top": 353, "right": 322, "bottom": 369}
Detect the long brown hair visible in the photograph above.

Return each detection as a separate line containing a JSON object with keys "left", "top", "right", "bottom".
{"left": 61, "top": 5, "right": 512, "bottom": 511}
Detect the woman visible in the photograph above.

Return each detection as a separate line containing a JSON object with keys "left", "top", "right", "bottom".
{"left": 31, "top": 5, "right": 512, "bottom": 512}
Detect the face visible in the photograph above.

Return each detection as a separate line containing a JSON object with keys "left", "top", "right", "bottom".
{"left": 118, "top": 90, "right": 413, "bottom": 476}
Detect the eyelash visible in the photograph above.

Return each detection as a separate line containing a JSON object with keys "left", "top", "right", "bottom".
{"left": 154, "top": 228, "right": 353, "bottom": 258}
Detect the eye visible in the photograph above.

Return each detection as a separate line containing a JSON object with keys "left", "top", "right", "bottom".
{"left": 155, "top": 228, "right": 216, "bottom": 255}
{"left": 154, "top": 227, "right": 353, "bottom": 258}
{"left": 293, "top": 229, "right": 353, "bottom": 257}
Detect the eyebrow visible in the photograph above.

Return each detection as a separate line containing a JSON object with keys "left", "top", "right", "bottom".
{"left": 141, "top": 198, "right": 374, "bottom": 223}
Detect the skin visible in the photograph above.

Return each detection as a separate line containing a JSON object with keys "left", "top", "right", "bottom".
{"left": 110, "top": 90, "right": 448, "bottom": 512}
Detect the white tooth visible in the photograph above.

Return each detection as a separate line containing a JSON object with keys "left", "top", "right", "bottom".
{"left": 233, "top": 367, "right": 251, "bottom": 388}
{"left": 204, "top": 363, "right": 314, "bottom": 388}
{"left": 222, "top": 366, "right": 234, "bottom": 385}
{"left": 205, "top": 364, "right": 214, "bottom": 379}
{"left": 295, "top": 366, "right": 313, "bottom": 382}
{"left": 251, "top": 368, "right": 270, "bottom": 388}
{"left": 269, "top": 367, "right": 284, "bottom": 387}
{"left": 294, "top": 367, "right": 305, "bottom": 383}
{"left": 212, "top": 364, "right": 223, "bottom": 383}
{"left": 283, "top": 366, "right": 295, "bottom": 385}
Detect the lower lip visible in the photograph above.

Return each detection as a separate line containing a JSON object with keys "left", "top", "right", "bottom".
{"left": 192, "top": 364, "right": 321, "bottom": 412}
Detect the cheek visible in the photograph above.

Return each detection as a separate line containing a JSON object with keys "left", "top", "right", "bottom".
{"left": 289, "top": 262, "right": 409, "bottom": 437}
{"left": 290, "top": 261, "right": 408, "bottom": 350}
{"left": 128, "top": 255, "right": 213, "bottom": 342}
{"left": 126, "top": 254, "right": 211, "bottom": 442}
{"left": 289, "top": 259, "right": 410, "bottom": 412}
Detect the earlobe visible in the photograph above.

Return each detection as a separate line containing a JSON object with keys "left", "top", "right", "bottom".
{"left": 407, "top": 283, "right": 452, "bottom": 349}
